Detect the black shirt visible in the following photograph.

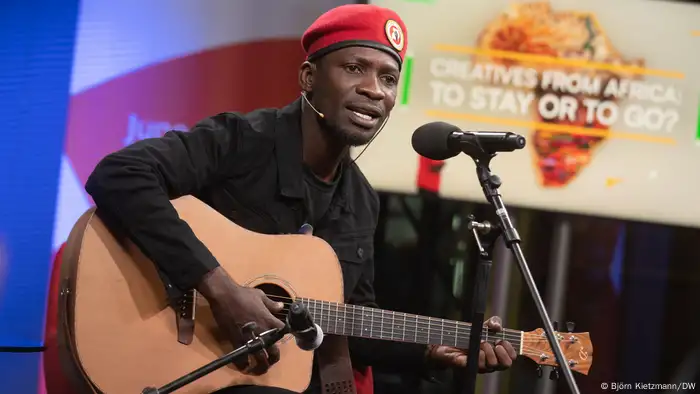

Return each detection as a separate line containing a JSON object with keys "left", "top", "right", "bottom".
{"left": 302, "top": 161, "right": 341, "bottom": 228}
{"left": 85, "top": 98, "right": 430, "bottom": 386}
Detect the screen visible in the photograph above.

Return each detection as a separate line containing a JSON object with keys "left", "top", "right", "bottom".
{"left": 360, "top": 0, "right": 700, "bottom": 228}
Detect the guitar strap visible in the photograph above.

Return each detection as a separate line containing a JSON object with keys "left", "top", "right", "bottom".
{"left": 316, "top": 335, "right": 357, "bottom": 394}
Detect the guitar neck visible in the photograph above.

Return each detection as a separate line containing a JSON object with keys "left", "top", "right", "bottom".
{"left": 301, "top": 298, "right": 523, "bottom": 353}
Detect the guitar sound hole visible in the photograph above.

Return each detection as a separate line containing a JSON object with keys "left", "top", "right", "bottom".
{"left": 254, "top": 283, "right": 292, "bottom": 323}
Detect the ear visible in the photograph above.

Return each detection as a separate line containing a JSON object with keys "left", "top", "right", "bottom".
{"left": 298, "top": 61, "right": 315, "bottom": 94}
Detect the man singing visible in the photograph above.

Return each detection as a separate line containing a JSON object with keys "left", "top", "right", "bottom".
{"left": 85, "top": 4, "right": 516, "bottom": 394}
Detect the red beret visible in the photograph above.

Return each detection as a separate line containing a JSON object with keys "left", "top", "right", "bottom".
{"left": 302, "top": 4, "right": 408, "bottom": 68}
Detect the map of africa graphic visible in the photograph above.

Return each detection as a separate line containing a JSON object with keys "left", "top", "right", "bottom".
{"left": 474, "top": 2, "right": 645, "bottom": 187}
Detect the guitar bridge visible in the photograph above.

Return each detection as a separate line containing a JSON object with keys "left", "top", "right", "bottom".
{"left": 176, "top": 289, "right": 197, "bottom": 345}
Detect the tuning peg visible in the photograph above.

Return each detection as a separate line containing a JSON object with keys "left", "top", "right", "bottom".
{"left": 552, "top": 321, "right": 558, "bottom": 331}
{"left": 537, "top": 365, "right": 543, "bottom": 378}
{"left": 566, "top": 321, "right": 575, "bottom": 332}
{"left": 549, "top": 368, "right": 559, "bottom": 380}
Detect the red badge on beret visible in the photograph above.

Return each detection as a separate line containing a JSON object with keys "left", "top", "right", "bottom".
{"left": 301, "top": 4, "right": 408, "bottom": 67}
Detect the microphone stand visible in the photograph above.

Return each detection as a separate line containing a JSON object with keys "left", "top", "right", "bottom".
{"left": 141, "top": 322, "right": 289, "bottom": 394}
{"left": 461, "top": 150, "right": 580, "bottom": 394}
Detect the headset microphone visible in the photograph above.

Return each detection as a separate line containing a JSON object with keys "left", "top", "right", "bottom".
{"left": 300, "top": 90, "right": 388, "bottom": 164}
{"left": 301, "top": 91, "right": 324, "bottom": 118}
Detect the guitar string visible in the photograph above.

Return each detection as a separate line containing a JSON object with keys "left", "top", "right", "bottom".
{"left": 265, "top": 294, "right": 536, "bottom": 342}
{"left": 268, "top": 310, "right": 571, "bottom": 366}
{"left": 268, "top": 293, "right": 524, "bottom": 337}
{"left": 182, "top": 292, "right": 557, "bottom": 342}
{"left": 267, "top": 293, "right": 544, "bottom": 338}
{"left": 180, "top": 293, "right": 576, "bottom": 363}
{"left": 270, "top": 301, "right": 538, "bottom": 344}
{"left": 273, "top": 306, "right": 545, "bottom": 354}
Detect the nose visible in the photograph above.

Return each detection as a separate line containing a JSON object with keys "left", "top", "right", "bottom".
{"left": 356, "top": 75, "right": 386, "bottom": 101}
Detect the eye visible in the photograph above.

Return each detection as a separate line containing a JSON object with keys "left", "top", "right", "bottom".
{"left": 382, "top": 75, "right": 398, "bottom": 86}
{"left": 344, "top": 64, "right": 362, "bottom": 74}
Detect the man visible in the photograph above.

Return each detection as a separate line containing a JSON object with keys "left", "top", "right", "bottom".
{"left": 85, "top": 4, "right": 516, "bottom": 394}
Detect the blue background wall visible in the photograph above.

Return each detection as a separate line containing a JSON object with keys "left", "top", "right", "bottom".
{"left": 0, "top": 0, "right": 79, "bottom": 349}
{"left": 0, "top": 0, "right": 79, "bottom": 390}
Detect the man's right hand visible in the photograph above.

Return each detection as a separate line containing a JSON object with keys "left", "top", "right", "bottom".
{"left": 196, "top": 267, "right": 285, "bottom": 375}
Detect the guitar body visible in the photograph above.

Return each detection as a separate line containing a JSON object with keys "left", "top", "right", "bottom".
{"left": 57, "top": 196, "right": 344, "bottom": 394}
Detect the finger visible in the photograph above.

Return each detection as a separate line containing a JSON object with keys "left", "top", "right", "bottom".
{"left": 267, "top": 343, "right": 281, "bottom": 365}
{"left": 215, "top": 314, "right": 249, "bottom": 371}
{"left": 232, "top": 351, "right": 249, "bottom": 371}
{"left": 485, "top": 316, "right": 502, "bottom": 331}
{"left": 481, "top": 342, "right": 498, "bottom": 370}
{"left": 241, "top": 326, "right": 271, "bottom": 376}
{"left": 248, "top": 348, "right": 272, "bottom": 376}
{"left": 478, "top": 348, "right": 486, "bottom": 370}
{"left": 453, "top": 352, "right": 467, "bottom": 368}
{"left": 233, "top": 323, "right": 260, "bottom": 371}
{"left": 266, "top": 314, "right": 286, "bottom": 330}
{"left": 261, "top": 294, "right": 284, "bottom": 313}
{"left": 494, "top": 344, "right": 513, "bottom": 370}
{"left": 231, "top": 331, "right": 250, "bottom": 371}
{"left": 499, "top": 340, "right": 518, "bottom": 360}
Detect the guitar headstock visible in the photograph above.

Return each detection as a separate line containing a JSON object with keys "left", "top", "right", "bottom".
{"left": 520, "top": 322, "right": 592, "bottom": 376}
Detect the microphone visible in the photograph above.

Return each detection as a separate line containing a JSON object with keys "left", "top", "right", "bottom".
{"left": 301, "top": 91, "right": 325, "bottom": 118}
{"left": 411, "top": 121, "right": 526, "bottom": 160}
{"left": 286, "top": 301, "right": 323, "bottom": 351}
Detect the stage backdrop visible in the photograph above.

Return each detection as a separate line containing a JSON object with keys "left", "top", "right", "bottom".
{"left": 360, "top": 0, "right": 700, "bottom": 228}
{"left": 0, "top": 0, "right": 79, "bottom": 349}
{"left": 41, "top": 1, "right": 351, "bottom": 392}
{"left": 53, "top": 0, "right": 354, "bottom": 255}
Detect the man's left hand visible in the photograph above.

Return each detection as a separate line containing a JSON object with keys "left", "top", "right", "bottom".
{"left": 426, "top": 316, "right": 517, "bottom": 373}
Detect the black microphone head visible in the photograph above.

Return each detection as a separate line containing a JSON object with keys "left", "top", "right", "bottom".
{"left": 503, "top": 132, "right": 526, "bottom": 149}
{"left": 411, "top": 121, "right": 462, "bottom": 160}
{"left": 288, "top": 301, "right": 312, "bottom": 329}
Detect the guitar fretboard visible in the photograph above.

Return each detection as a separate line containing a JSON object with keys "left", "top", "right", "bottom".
{"left": 299, "top": 298, "right": 523, "bottom": 351}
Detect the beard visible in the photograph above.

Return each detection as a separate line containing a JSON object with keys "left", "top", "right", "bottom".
{"left": 319, "top": 116, "right": 379, "bottom": 147}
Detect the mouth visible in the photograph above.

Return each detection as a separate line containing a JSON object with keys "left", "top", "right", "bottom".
{"left": 346, "top": 104, "right": 382, "bottom": 129}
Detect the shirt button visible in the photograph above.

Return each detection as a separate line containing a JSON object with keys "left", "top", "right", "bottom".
{"left": 357, "top": 247, "right": 364, "bottom": 258}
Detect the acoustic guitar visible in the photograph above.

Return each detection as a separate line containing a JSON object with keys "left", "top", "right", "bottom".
{"left": 57, "top": 196, "right": 592, "bottom": 393}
